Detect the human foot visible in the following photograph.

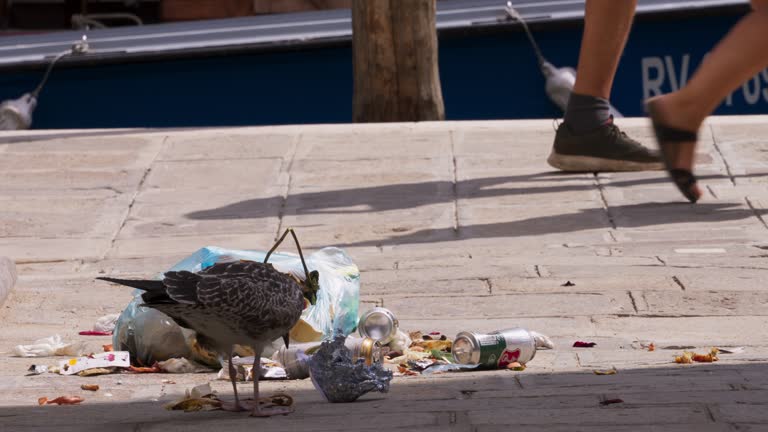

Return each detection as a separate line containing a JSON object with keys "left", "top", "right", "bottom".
{"left": 645, "top": 97, "right": 702, "bottom": 203}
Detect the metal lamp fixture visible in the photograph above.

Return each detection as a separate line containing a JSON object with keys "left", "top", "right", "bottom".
{"left": 503, "top": 1, "right": 623, "bottom": 117}
{"left": 0, "top": 35, "right": 90, "bottom": 131}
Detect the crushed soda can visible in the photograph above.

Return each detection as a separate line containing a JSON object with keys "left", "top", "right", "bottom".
{"left": 452, "top": 328, "right": 537, "bottom": 369}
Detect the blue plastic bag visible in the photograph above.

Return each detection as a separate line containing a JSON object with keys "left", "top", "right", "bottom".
{"left": 112, "top": 246, "right": 360, "bottom": 365}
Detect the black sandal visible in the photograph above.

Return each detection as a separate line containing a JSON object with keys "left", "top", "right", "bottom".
{"left": 646, "top": 101, "right": 701, "bottom": 203}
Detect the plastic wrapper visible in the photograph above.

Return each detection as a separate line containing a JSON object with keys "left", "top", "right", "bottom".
{"left": 13, "top": 335, "right": 87, "bottom": 358}
{"left": 93, "top": 314, "right": 120, "bottom": 333}
{"left": 112, "top": 246, "right": 359, "bottom": 365}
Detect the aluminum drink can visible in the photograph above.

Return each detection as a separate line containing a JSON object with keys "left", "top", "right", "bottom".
{"left": 452, "top": 328, "right": 536, "bottom": 368}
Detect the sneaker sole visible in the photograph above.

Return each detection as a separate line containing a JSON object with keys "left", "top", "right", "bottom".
{"left": 547, "top": 152, "right": 664, "bottom": 172}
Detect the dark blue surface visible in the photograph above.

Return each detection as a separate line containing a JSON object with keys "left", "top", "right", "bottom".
{"left": 0, "top": 12, "right": 765, "bottom": 129}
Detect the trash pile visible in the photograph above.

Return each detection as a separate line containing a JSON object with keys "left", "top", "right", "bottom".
{"left": 15, "top": 242, "right": 738, "bottom": 412}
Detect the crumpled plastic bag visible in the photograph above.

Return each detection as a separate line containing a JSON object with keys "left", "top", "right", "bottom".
{"left": 113, "top": 246, "right": 360, "bottom": 365}
{"left": 93, "top": 314, "right": 120, "bottom": 333}
{"left": 13, "top": 335, "right": 87, "bottom": 358}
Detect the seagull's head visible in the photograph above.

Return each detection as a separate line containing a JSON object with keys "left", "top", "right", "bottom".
{"left": 303, "top": 270, "right": 320, "bottom": 306}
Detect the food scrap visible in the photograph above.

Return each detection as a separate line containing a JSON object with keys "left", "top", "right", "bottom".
{"left": 593, "top": 368, "right": 617, "bottom": 375}
{"left": 506, "top": 362, "right": 526, "bottom": 371}
{"left": 78, "top": 331, "right": 112, "bottom": 336}
{"left": 80, "top": 384, "right": 99, "bottom": 391}
{"left": 128, "top": 363, "right": 162, "bottom": 373}
{"left": 648, "top": 343, "right": 655, "bottom": 352}
{"left": 600, "top": 398, "right": 624, "bottom": 406}
{"left": 164, "top": 383, "right": 221, "bottom": 412}
{"left": 675, "top": 348, "right": 719, "bottom": 364}
{"left": 38, "top": 396, "right": 84, "bottom": 406}
{"left": 102, "top": 344, "right": 113, "bottom": 352}
{"left": 396, "top": 366, "right": 419, "bottom": 377}
{"left": 573, "top": 341, "right": 597, "bottom": 348}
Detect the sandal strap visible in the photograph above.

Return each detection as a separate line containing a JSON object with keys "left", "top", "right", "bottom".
{"left": 654, "top": 124, "right": 698, "bottom": 143}
{"left": 669, "top": 169, "right": 697, "bottom": 187}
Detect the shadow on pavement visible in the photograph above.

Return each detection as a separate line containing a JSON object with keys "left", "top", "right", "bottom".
{"left": 186, "top": 173, "right": 768, "bottom": 222}
{"left": 0, "top": 362, "right": 765, "bottom": 431}
{"left": 339, "top": 202, "right": 767, "bottom": 247}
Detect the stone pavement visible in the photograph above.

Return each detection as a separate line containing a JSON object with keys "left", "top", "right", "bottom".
{"left": 1, "top": 117, "right": 768, "bottom": 431}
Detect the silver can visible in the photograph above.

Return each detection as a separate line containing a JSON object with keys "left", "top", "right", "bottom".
{"left": 452, "top": 328, "right": 537, "bottom": 368}
{"left": 358, "top": 307, "right": 399, "bottom": 345}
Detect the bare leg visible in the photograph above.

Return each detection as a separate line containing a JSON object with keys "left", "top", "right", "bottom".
{"left": 250, "top": 346, "right": 293, "bottom": 417}
{"left": 648, "top": 9, "right": 768, "bottom": 171}
{"left": 220, "top": 348, "right": 246, "bottom": 412}
{"left": 572, "top": 0, "right": 637, "bottom": 98}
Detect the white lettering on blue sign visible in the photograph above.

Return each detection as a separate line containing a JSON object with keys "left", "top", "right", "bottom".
{"left": 642, "top": 55, "right": 768, "bottom": 108}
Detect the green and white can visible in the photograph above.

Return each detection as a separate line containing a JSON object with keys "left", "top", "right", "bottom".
{"left": 452, "top": 328, "right": 537, "bottom": 368}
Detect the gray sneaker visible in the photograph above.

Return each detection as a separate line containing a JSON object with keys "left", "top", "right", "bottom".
{"left": 547, "top": 119, "right": 663, "bottom": 172}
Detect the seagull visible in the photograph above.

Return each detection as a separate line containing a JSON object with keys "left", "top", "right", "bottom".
{"left": 98, "top": 229, "right": 319, "bottom": 417}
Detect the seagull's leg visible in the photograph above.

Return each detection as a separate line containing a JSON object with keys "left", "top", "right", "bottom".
{"left": 250, "top": 345, "right": 293, "bottom": 417}
{"left": 220, "top": 348, "right": 246, "bottom": 412}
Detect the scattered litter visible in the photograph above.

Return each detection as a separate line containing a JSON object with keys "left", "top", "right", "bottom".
{"left": 453, "top": 328, "right": 539, "bottom": 369}
{"left": 718, "top": 347, "right": 745, "bottom": 354}
{"left": 93, "top": 313, "right": 120, "bottom": 333}
{"left": 410, "top": 338, "right": 452, "bottom": 352}
{"left": 396, "top": 366, "right": 419, "bottom": 377}
{"left": 58, "top": 351, "right": 130, "bottom": 376}
{"left": 161, "top": 379, "right": 176, "bottom": 384}
{"left": 78, "top": 331, "right": 112, "bottom": 336}
{"left": 217, "top": 357, "right": 287, "bottom": 382}
{"left": 157, "top": 357, "right": 211, "bottom": 374}
{"left": 573, "top": 341, "right": 597, "bottom": 348}
{"left": 13, "top": 335, "right": 87, "bottom": 358}
{"left": 102, "top": 344, "right": 113, "bottom": 352}
{"left": 420, "top": 363, "right": 480, "bottom": 375}
{"left": 128, "top": 363, "right": 161, "bottom": 373}
{"left": 387, "top": 329, "right": 412, "bottom": 352}
{"left": 164, "top": 383, "right": 221, "bottom": 412}
{"left": 78, "top": 368, "right": 114, "bottom": 377}
{"left": 648, "top": 343, "right": 655, "bottom": 352}
{"left": 674, "top": 348, "right": 719, "bottom": 364}
{"left": 38, "top": 396, "right": 84, "bottom": 406}
{"left": 80, "top": 384, "right": 99, "bottom": 391}
{"left": 104, "top": 393, "right": 113, "bottom": 397}
{"left": 600, "top": 398, "right": 624, "bottom": 406}
{"left": 26, "top": 365, "right": 48, "bottom": 376}
{"left": 272, "top": 345, "right": 312, "bottom": 379}
{"left": 561, "top": 281, "right": 575, "bottom": 287}
{"left": 531, "top": 331, "right": 555, "bottom": 350}
{"left": 309, "top": 334, "right": 392, "bottom": 403}
{"left": 506, "top": 362, "right": 526, "bottom": 371}
{"left": 358, "top": 307, "right": 399, "bottom": 345}
{"left": 593, "top": 368, "right": 617, "bottom": 375}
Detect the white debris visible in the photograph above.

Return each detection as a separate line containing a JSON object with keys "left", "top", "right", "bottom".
{"left": 93, "top": 313, "right": 120, "bottom": 333}
{"left": 13, "top": 335, "right": 87, "bottom": 357}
